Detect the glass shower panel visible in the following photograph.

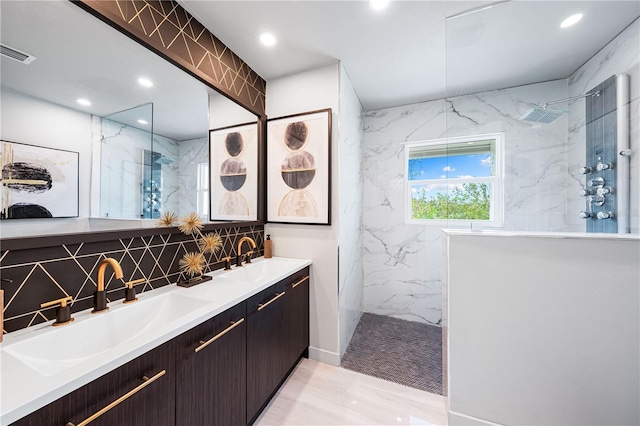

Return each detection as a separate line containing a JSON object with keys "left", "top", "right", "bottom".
{"left": 99, "top": 103, "right": 153, "bottom": 219}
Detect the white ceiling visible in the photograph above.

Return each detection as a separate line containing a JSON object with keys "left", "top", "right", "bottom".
{"left": 1, "top": 1, "right": 638, "bottom": 141}
{"left": 179, "top": 0, "right": 640, "bottom": 111}
{"left": 0, "top": 1, "right": 216, "bottom": 141}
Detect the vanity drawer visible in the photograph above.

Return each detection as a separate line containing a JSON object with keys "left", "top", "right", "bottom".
{"left": 11, "top": 342, "right": 175, "bottom": 426}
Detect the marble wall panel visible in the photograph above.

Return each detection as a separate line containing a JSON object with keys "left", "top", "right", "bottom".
{"left": 363, "top": 80, "right": 569, "bottom": 326}
{"left": 178, "top": 137, "right": 209, "bottom": 216}
{"left": 338, "top": 65, "right": 365, "bottom": 357}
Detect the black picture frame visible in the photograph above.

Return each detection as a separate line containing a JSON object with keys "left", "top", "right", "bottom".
{"left": 266, "top": 108, "right": 332, "bottom": 225}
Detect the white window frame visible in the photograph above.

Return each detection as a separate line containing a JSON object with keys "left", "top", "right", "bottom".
{"left": 404, "top": 132, "right": 504, "bottom": 227}
{"left": 196, "top": 162, "right": 209, "bottom": 217}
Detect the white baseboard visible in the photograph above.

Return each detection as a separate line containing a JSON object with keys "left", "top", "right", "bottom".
{"left": 308, "top": 346, "right": 340, "bottom": 366}
{"left": 449, "top": 411, "right": 503, "bottom": 426}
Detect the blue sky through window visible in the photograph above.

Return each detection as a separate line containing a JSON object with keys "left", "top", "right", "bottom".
{"left": 409, "top": 153, "right": 492, "bottom": 180}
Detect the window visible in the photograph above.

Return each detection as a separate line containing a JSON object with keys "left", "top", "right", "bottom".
{"left": 405, "top": 133, "right": 504, "bottom": 226}
{"left": 196, "top": 162, "right": 209, "bottom": 217}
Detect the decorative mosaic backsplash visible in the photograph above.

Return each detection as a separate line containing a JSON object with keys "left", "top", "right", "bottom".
{"left": 75, "top": 0, "right": 266, "bottom": 116}
{"left": 0, "top": 224, "right": 263, "bottom": 333}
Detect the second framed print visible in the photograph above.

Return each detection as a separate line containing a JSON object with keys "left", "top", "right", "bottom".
{"left": 210, "top": 122, "right": 258, "bottom": 221}
{"left": 267, "top": 108, "right": 331, "bottom": 225}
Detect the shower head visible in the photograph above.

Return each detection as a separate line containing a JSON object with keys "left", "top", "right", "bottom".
{"left": 519, "top": 107, "right": 568, "bottom": 124}
{"left": 520, "top": 90, "right": 600, "bottom": 124}
{"left": 154, "top": 155, "right": 175, "bottom": 165}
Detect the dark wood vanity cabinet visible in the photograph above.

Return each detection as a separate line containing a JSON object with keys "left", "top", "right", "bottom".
{"left": 246, "top": 266, "right": 310, "bottom": 423}
{"left": 246, "top": 279, "right": 287, "bottom": 422}
{"left": 11, "top": 341, "right": 175, "bottom": 426}
{"left": 175, "top": 302, "right": 247, "bottom": 426}
{"left": 11, "top": 266, "right": 310, "bottom": 426}
{"left": 283, "top": 267, "right": 310, "bottom": 371}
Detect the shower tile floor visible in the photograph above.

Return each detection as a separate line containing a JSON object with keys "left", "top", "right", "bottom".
{"left": 341, "top": 313, "right": 443, "bottom": 395}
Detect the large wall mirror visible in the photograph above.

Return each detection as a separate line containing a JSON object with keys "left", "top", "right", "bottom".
{"left": 0, "top": 1, "right": 261, "bottom": 238}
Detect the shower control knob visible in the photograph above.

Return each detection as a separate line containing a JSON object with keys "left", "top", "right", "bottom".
{"left": 596, "top": 187, "right": 613, "bottom": 196}
{"left": 579, "top": 166, "right": 593, "bottom": 175}
{"left": 588, "top": 177, "right": 605, "bottom": 187}
{"left": 579, "top": 189, "right": 594, "bottom": 197}
{"left": 596, "top": 211, "right": 615, "bottom": 220}
{"left": 587, "top": 195, "right": 605, "bottom": 206}
{"left": 596, "top": 162, "right": 614, "bottom": 171}
{"left": 579, "top": 211, "right": 593, "bottom": 219}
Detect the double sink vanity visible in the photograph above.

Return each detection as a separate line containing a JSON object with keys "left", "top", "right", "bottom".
{"left": 1, "top": 256, "right": 311, "bottom": 426}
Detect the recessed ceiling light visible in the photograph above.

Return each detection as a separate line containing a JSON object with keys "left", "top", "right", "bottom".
{"left": 137, "top": 77, "right": 154, "bottom": 87}
{"left": 560, "top": 13, "right": 583, "bottom": 28}
{"left": 137, "top": 119, "right": 148, "bottom": 125}
{"left": 258, "top": 32, "right": 277, "bottom": 47}
{"left": 76, "top": 98, "right": 91, "bottom": 106}
{"left": 369, "top": 0, "right": 390, "bottom": 11}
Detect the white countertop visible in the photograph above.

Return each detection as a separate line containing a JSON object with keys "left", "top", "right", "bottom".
{"left": 0, "top": 256, "right": 311, "bottom": 425}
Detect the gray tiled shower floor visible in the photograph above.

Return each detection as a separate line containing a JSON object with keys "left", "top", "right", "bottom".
{"left": 340, "top": 313, "right": 443, "bottom": 395}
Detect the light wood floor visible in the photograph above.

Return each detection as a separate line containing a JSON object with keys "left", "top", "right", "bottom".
{"left": 255, "top": 359, "right": 448, "bottom": 426}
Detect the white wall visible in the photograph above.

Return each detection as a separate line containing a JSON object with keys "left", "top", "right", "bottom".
{"left": 0, "top": 89, "right": 92, "bottom": 237}
{"left": 265, "top": 63, "right": 342, "bottom": 365}
{"left": 444, "top": 231, "right": 640, "bottom": 426}
{"left": 338, "top": 64, "right": 365, "bottom": 358}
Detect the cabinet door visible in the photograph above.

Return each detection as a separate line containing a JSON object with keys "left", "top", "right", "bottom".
{"left": 12, "top": 341, "right": 175, "bottom": 426}
{"left": 175, "top": 302, "right": 246, "bottom": 426}
{"left": 246, "top": 280, "right": 286, "bottom": 423}
{"left": 283, "top": 266, "right": 310, "bottom": 370}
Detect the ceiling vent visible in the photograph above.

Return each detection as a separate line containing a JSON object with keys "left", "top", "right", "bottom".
{"left": 1, "top": 44, "right": 36, "bottom": 64}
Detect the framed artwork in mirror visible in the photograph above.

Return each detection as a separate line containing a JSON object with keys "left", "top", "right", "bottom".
{"left": 209, "top": 122, "right": 258, "bottom": 221}
{"left": 1, "top": 140, "right": 79, "bottom": 220}
{"left": 267, "top": 108, "right": 332, "bottom": 225}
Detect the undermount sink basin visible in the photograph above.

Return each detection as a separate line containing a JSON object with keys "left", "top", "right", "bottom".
{"left": 2, "top": 293, "right": 208, "bottom": 377}
{"left": 217, "top": 257, "right": 303, "bottom": 283}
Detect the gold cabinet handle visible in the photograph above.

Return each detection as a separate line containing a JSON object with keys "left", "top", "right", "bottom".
{"left": 291, "top": 276, "right": 309, "bottom": 289}
{"left": 257, "top": 292, "right": 285, "bottom": 311}
{"left": 66, "top": 370, "right": 166, "bottom": 426}
{"left": 195, "top": 318, "right": 245, "bottom": 353}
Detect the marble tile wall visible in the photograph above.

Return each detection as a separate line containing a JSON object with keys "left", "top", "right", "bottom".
{"left": 567, "top": 18, "right": 640, "bottom": 233}
{"left": 338, "top": 65, "right": 365, "bottom": 358}
{"left": 178, "top": 137, "right": 209, "bottom": 216}
{"left": 363, "top": 80, "right": 569, "bottom": 325}
{"left": 98, "top": 118, "right": 182, "bottom": 218}
{"left": 152, "top": 133, "right": 180, "bottom": 215}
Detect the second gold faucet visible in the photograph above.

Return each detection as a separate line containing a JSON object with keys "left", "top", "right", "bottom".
{"left": 93, "top": 258, "right": 123, "bottom": 313}
{"left": 236, "top": 237, "right": 256, "bottom": 267}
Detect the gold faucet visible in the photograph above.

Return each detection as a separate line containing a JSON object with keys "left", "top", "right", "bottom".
{"left": 93, "top": 258, "right": 123, "bottom": 313}
{"left": 236, "top": 236, "right": 256, "bottom": 267}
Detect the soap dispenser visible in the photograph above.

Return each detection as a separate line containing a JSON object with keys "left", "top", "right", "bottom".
{"left": 264, "top": 234, "right": 273, "bottom": 259}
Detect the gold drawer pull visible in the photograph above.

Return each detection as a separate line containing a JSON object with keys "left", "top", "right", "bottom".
{"left": 257, "top": 292, "right": 285, "bottom": 311}
{"left": 195, "top": 318, "right": 245, "bottom": 353}
{"left": 291, "top": 276, "right": 309, "bottom": 288}
{"left": 66, "top": 370, "right": 166, "bottom": 426}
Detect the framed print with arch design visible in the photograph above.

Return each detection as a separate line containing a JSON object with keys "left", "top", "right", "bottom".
{"left": 210, "top": 122, "right": 258, "bottom": 221}
{"left": 267, "top": 108, "right": 332, "bottom": 225}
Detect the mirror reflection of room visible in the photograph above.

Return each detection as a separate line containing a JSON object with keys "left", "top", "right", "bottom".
{"left": 0, "top": 0, "right": 256, "bottom": 237}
